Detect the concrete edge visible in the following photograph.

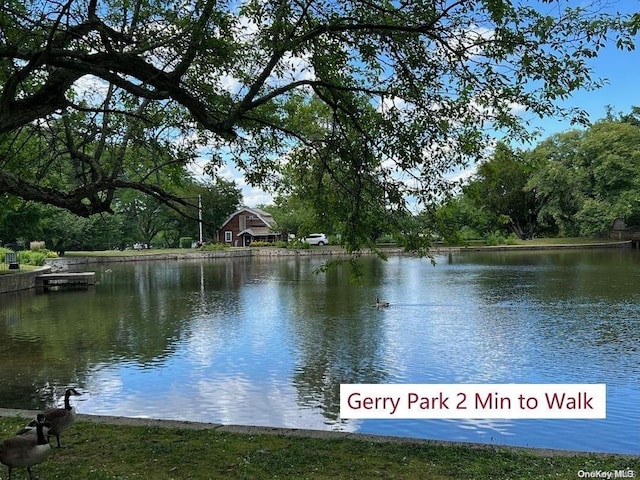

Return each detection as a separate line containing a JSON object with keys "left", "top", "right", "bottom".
{"left": 456, "top": 241, "right": 632, "bottom": 252}
{"left": 1, "top": 242, "right": 632, "bottom": 294}
{"left": 0, "top": 265, "right": 51, "bottom": 294}
{"left": 1, "top": 409, "right": 637, "bottom": 459}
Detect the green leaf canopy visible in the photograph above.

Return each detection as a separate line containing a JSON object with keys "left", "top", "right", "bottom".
{"left": 0, "top": 0, "right": 635, "bottom": 251}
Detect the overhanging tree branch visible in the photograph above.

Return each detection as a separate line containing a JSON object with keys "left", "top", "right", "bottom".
{"left": 0, "top": 0, "right": 635, "bottom": 253}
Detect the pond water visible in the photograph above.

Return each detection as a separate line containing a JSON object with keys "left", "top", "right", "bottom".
{"left": 0, "top": 249, "right": 638, "bottom": 454}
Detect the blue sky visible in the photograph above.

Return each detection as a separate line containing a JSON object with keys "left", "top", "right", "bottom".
{"left": 527, "top": 40, "right": 639, "bottom": 139}
{"left": 217, "top": 5, "right": 640, "bottom": 208}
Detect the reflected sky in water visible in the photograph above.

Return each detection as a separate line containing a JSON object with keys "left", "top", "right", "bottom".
{"left": 1, "top": 249, "right": 638, "bottom": 454}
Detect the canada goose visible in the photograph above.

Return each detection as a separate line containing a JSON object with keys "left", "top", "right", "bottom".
{"left": 376, "top": 297, "right": 390, "bottom": 308}
{"left": 19, "top": 388, "right": 81, "bottom": 447}
{"left": 0, "top": 414, "right": 51, "bottom": 480}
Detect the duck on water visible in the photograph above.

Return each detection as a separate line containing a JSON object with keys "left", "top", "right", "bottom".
{"left": 376, "top": 297, "right": 390, "bottom": 308}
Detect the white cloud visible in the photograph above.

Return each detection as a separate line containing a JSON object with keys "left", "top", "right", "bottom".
{"left": 70, "top": 75, "right": 110, "bottom": 105}
{"left": 218, "top": 163, "right": 274, "bottom": 207}
{"left": 188, "top": 158, "right": 273, "bottom": 207}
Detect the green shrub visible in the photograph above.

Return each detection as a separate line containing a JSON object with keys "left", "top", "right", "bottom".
{"left": 275, "top": 241, "right": 289, "bottom": 248}
{"left": 328, "top": 235, "right": 341, "bottom": 246}
{"left": 179, "top": 237, "right": 193, "bottom": 248}
{"left": 287, "top": 239, "right": 310, "bottom": 249}
{"left": 0, "top": 247, "right": 10, "bottom": 266}
{"left": 485, "top": 230, "right": 513, "bottom": 246}
{"left": 18, "top": 250, "right": 47, "bottom": 266}
{"left": 249, "top": 241, "right": 274, "bottom": 247}
{"left": 484, "top": 231, "right": 520, "bottom": 246}
{"left": 200, "top": 243, "right": 228, "bottom": 251}
{"left": 460, "top": 226, "right": 482, "bottom": 241}
{"left": 504, "top": 234, "right": 519, "bottom": 245}
{"left": 376, "top": 234, "right": 395, "bottom": 244}
{"left": 30, "top": 240, "right": 46, "bottom": 251}
{"left": 440, "top": 230, "right": 464, "bottom": 246}
{"left": 485, "top": 231, "right": 501, "bottom": 246}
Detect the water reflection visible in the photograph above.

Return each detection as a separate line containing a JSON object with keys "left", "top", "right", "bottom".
{"left": 0, "top": 251, "right": 638, "bottom": 453}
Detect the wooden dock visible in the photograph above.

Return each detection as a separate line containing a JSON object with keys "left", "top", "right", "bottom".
{"left": 35, "top": 272, "right": 96, "bottom": 289}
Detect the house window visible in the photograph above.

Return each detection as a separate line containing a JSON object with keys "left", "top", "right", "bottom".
{"left": 225, "top": 231, "right": 232, "bottom": 242}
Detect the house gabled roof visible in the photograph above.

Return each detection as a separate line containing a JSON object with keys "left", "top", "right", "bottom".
{"left": 238, "top": 227, "right": 277, "bottom": 237}
{"left": 219, "top": 206, "right": 275, "bottom": 229}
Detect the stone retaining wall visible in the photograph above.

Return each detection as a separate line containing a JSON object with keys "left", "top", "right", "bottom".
{"left": 44, "top": 248, "right": 254, "bottom": 271}
{"left": 0, "top": 242, "right": 630, "bottom": 294}
{"left": 1, "top": 247, "right": 369, "bottom": 293}
{"left": 0, "top": 266, "right": 51, "bottom": 294}
{"left": 43, "top": 246, "right": 397, "bottom": 272}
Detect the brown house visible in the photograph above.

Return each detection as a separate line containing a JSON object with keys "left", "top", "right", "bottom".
{"left": 218, "top": 207, "right": 281, "bottom": 246}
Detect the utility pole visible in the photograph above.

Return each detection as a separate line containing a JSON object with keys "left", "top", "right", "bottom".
{"left": 198, "top": 194, "right": 204, "bottom": 243}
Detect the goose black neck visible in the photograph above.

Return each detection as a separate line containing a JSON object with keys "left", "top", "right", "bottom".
{"left": 64, "top": 391, "right": 72, "bottom": 410}
{"left": 35, "top": 422, "right": 47, "bottom": 445}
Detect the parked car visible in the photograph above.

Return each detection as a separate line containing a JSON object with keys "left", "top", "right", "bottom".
{"left": 304, "top": 233, "right": 329, "bottom": 246}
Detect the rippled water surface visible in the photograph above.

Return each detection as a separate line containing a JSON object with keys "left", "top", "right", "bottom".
{"left": 1, "top": 249, "right": 638, "bottom": 454}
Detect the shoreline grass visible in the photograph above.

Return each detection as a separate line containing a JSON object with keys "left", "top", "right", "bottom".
{"left": 0, "top": 417, "right": 637, "bottom": 479}
{"left": 67, "top": 238, "right": 628, "bottom": 255}
{"left": 1, "top": 237, "right": 628, "bottom": 264}
{"left": 512, "top": 237, "right": 622, "bottom": 246}
{"left": 0, "top": 264, "right": 40, "bottom": 275}
{"left": 63, "top": 248, "right": 198, "bottom": 257}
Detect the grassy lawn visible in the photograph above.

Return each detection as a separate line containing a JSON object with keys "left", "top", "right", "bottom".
{"left": 512, "top": 237, "right": 623, "bottom": 246}
{"left": 0, "top": 264, "right": 41, "bottom": 275}
{"left": 60, "top": 238, "right": 627, "bottom": 257}
{"left": 63, "top": 248, "right": 198, "bottom": 257}
{"left": 0, "top": 417, "right": 636, "bottom": 480}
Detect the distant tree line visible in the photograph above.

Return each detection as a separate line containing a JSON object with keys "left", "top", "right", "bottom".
{"left": 0, "top": 177, "right": 242, "bottom": 251}
{"left": 3, "top": 107, "right": 639, "bottom": 252}
{"left": 430, "top": 107, "right": 640, "bottom": 244}
{"left": 1, "top": 0, "right": 636, "bottom": 256}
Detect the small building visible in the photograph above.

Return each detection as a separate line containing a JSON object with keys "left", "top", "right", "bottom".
{"left": 218, "top": 207, "right": 281, "bottom": 246}
{"left": 610, "top": 217, "right": 640, "bottom": 247}
{"left": 611, "top": 217, "right": 626, "bottom": 233}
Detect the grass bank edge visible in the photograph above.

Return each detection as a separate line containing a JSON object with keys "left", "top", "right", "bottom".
{"left": 0, "top": 416, "right": 637, "bottom": 480}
